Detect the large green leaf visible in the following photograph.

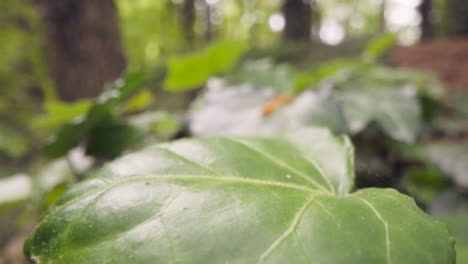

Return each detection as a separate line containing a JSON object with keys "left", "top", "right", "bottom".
{"left": 25, "top": 128, "right": 454, "bottom": 263}
{"left": 189, "top": 80, "right": 346, "bottom": 136}
{"left": 190, "top": 77, "right": 420, "bottom": 142}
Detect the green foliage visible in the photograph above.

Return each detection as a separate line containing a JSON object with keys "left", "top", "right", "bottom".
{"left": 0, "top": 125, "right": 31, "bottom": 158}
{"left": 228, "top": 59, "right": 295, "bottom": 93}
{"left": 34, "top": 100, "right": 93, "bottom": 130}
{"left": 362, "top": 33, "right": 398, "bottom": 61}
{"left": 191, "top": 63, "right": 426, "bottom": 142}
{"left": 401, "top": 168, "right": 450, "bottom": 204}
{"left": 164, "top": 40, "right": 247, "bottom": 91}
{"left": 24, "top": 128, "right": 455, "bottom": 263}
{"left": 85, "top": 122, "right": 142, "bottom": 159}
{"left": 127, "top": 111, "right": 181, "bottom": 141}
{"left": 442, "top": 213, "right": 468, "bottom": 264}
{"left": 0, "top": 0, "right": 52, "bottom": 159}
{"left": 44, "top": 72, "right": 146, "bottom": 159}
{"left": 116, "top": 0, "right": 183, "bottom": 68}
{"left": 0, "top": 3, "right": 466, "bottom": 261}
{"left": 430, "top": 195, "right": 468, "bottom": 264}
{"left": 335, "top": 81, "right": 422, "bottom": 142}
{"left": 0, "top": 156, "right": 87, "bottom": 207}
{"left": 432, "top": 91, "right": 468, "bottom": 135}
{"left": 122, "top": 89, "right": 154, "bottom": 113}
{"left": 190, "top": 80, "right": 347, "bottom": 136}
{"left": 217, "top": 0, "right": 281, "bottom": 43}
{"left": 295, "top": 59, "right": 366, "bottom": 93}
{"left": 426, "top": 141, "right": 468, "bottom": 188}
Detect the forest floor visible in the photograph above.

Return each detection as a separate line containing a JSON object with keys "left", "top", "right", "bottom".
{"left": 393, "top": 38, "right": 468, "bottom": 91}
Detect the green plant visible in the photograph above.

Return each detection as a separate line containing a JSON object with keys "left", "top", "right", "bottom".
{"left": 164, "top": 40, "right": 247, "bottom": 91}
{"left": 24, "top": 128, "right": 454, "bottom": 263}
{"left": 44, "top": 72, "right": 147, "bottom": 160}
{"left": 189, "top": 63, "right": 430, "bottom": 143}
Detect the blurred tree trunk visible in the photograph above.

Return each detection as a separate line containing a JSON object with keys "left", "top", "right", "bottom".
{"left": 419, "top": 0, "right": 434, "bottom": 39}
{"left": 380, "top": 0, "right": 387, "bottom": 31}
{"left": 445, "top": 0, "right": 468, "bottom": 36}
{"left": 37, "top": 0, "right": 126, "bottom": 101}
{"left": 204, "top": 1, "right": 213, "bottom": 42}
{"left": 282, "top": 0, "right": 312, "bottom": 41}
{"left": 178, "top": 0, "right": 196, "bottom": 49}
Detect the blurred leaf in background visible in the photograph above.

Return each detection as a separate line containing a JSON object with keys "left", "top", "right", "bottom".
{"left": 228, "top": 59, "right": 295, "bottom": 93}
{"left": 164, "top": 40, "right": 247, "bottom": 91}
{"left": 122, "top": 89, "right": 154, "bottom": 113}
{"left": 190, "top": 59, "right": 433, "bottom": 143}
{"left": 117, "top": 0, "right": 183, "bottom": 68}
{"left": 362, "top": 33, "right": 398, "bottom": 61}
{"left": 33, "top": 100, "right": 92, "bottom": 130}
{"left": 426, "top": 141, "right": 468, "bottom": 188}
{"left": 44, "top": 72, "right": 146, "bottom": 159}
{"left": 0, "top": 0, "right": 53, "bottom": 162}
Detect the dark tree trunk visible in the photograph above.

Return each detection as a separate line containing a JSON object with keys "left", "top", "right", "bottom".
{"left": 282, "top": 0, "right": 312, "bottom": 41}
{"left": 37, "top": 0, "right": 126, "bottom": 101}
{"left": 204, "top": 2, "right": 212, "bottom": 42}
{"left": 178, "top": 0, "right": 196, "bottom": 49}
{"left": 445, "top": 0, "right": 468, "bottom": 36}
{"left": 419, "top": 0, "right": 434, "bottom": 39}
{"left": 380, "top": 0, "right": 387, "bottom": 31}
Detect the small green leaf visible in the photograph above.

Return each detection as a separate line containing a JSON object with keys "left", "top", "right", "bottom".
{"left": 44, "top": 72, "right": 145, "bottom": 158}
{"left": 44, "top": 123, "right": 88, "bottom": 159}
{"left": 363, "top": 33, "right": 398, "bottom": 61}
{"left": 164, "top": 40, "right": 247, "bottom": 91}
{"left": 85, "top": 122, "right": 143, "bottom": 159}
{"left": 295, "top": 59, "right": 367, "bottom": 93}
{"left": 34, "top": 100, "right": 92, "bottom": 129}
{"left": 25, "top": 128, "right": 454, "bottom": 263}
{"left": 122, "top": 89, "right": 154, "bottom": 113}
{"left": 127, "top": 111, "right": 181, "bottom": 141}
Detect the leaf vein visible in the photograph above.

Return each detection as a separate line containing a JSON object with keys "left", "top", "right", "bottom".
{"left": 257, "top": 193, "right": 324, "bottom": 263}
{"left": 158, "top": 147, "right": 222, "bottom": 176}
{"left": 221, "top": 138, "right": 330, "bottom": 192}
{"left": 355, "top": 196, "right": 392, "bottom": 264}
